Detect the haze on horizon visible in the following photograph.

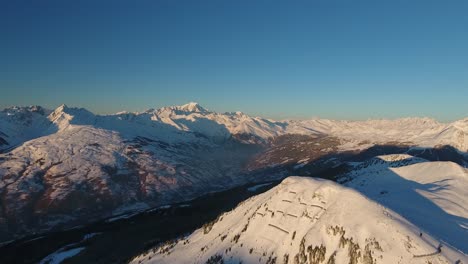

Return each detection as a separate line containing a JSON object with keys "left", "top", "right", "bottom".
{"left": 1, "top": 0, "right": 467, "bottom": 121}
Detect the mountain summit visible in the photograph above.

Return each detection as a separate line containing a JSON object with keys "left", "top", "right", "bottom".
{"left": 176, "top": 102, "right": 208, "bottom": 113}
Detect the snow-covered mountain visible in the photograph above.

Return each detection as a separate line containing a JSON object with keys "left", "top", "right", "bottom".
{"left": 130, "top": 174, "right": 467, "bottom": 264}
{"left": 0, "top": 103, "right": 467, "bottom": 242}
{"left": 1, "top": 103, "right": 466, "bottom": 152}
{"left": 0, "top": 103, "right": 285, "bottom": 240}
{"left": 287, "top": 118, "right": 468, "bottom": 151}
{"left": 148, "top": 102, "right": 287, "bottom": 142}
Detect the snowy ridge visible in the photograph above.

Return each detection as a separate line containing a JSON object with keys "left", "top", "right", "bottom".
{"left": 287, "top": 118, "right": 467, "bottom": 151}
{"left": 1, "top": 103, "right": 466, "bottom": 151}
{"left": 130, "top": 176, "right": 467, "bottom": 264}
{"left": 149, "top": 102, "right": 286, "bottom": 141}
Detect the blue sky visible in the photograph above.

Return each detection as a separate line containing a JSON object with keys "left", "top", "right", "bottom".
{"left": 1, "top": 0, "right": 467, "bottom": 121}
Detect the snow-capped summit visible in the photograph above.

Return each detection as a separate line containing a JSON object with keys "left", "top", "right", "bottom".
{"left": 177, "top": 102, "right": 208, "bottom": 113}
{"left": 154, "top": 102, "right": 209, "bottom": 116}
{"left": 139, "top": 102, "right": 286, "bottom": 142}
{"left": 48, "top": 104, "right": 96, "bottom": 130}
{"left": 48, "top": 104, "right": 94, "bottom": 120}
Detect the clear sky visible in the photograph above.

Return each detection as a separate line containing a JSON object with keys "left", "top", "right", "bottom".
{"left": 1, "top": 0, "right": 467, "bottom": 121}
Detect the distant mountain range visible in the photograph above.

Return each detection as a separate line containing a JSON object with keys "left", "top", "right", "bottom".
{"left": 0, "top": 103, "right": 467, "bottom": 246}
{"left": 1, "top": 103, "right": 467, "bottom": 152}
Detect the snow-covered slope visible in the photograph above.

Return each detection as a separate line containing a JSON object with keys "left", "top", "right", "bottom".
{"left": 0, "top": 125, "right": 260, "bottom": 239}
{"left": 130, "top": 176, "right": 467, "bottom": 264}
{"left": 341, "top": 155, "right": 468, "bottom": 253}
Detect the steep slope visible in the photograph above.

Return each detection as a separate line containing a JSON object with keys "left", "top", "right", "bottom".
{"left": 130, "top": 177, "right": 467, "bottom": 264}
{"left": 340, "top": 155, "right": 468, "bottom": 253}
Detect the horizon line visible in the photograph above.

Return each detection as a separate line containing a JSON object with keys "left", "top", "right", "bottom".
{"left": 1, "top": 102, "right": 466, "bottom": 124}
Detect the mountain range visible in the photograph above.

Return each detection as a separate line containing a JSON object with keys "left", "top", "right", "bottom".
{"left": 0, "top": 103, "right": 467, "bottom": 261}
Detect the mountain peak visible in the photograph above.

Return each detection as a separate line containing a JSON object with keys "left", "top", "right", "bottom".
{"left": 48, "top": 104, "right": 95, "bottom": 128}
{"left": 56, "top": 104, "right": 69, "bottom": 112}
{"left": 176, "top": 102, "right": 208, "bottom": 113}
{"left": 177, "top": 102, "right": 208, "bottom": 113}
{"left": 49, "top": 104, "right": 72, "bottom": 118}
